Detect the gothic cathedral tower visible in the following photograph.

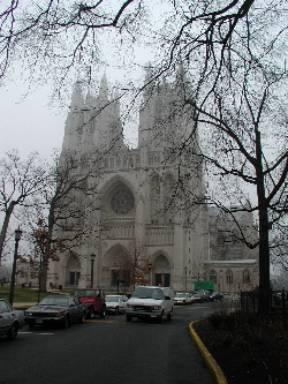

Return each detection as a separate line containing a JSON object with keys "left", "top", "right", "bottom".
{"left": 48, "top": 71, "right": 258, "bottom": 293}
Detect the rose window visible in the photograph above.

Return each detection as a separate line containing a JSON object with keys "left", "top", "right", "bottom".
{"left": 111, "top": 185, "right": 134, "bottom": 214}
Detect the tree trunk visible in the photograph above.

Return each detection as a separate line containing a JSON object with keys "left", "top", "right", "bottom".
{"left": 39, "top": 258, "right": 48, "bottom": 292}
{"left": 39, "top": 203, "right": 55, "bottom": 292}
{"left": 0, "top": 201, "right": 16, "bottom": 264}
{"left": 255, "top": 131, "right": 271, "bottom": 315}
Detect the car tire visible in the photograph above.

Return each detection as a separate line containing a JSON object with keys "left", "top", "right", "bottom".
{"left": 100, "top": 309, "right": 107, "bottom": 319}
{"left": 7, "top": 323, "right": 18, "bottom": 340}
{"left": 115, "top": 307, "right": 120, "bottom": 315}
{"left": 158, "top": 312, "right": 164, "bottom": 323}
{"left": 167, "top": 312, "right": 172, "bottom": 321}
{"left": 126, "top": 314, "right": 132, "bottom": 322}
{"left": 63, "top": 315, "right": 70, "bottom": 329}
{"left": 79, "top": 313, "right": 85, "bottom": 324}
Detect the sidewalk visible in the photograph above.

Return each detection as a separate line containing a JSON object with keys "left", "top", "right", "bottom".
{"left": 13, "top": 302, "right": 36, "bottom": 310}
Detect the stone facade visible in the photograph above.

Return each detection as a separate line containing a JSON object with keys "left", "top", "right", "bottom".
{"left": 48, "top": 73, "right": 258, "bottom": 293}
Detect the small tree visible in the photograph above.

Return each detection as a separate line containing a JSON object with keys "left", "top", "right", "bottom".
{"left": 28, "top": 153, "right": 96, "bottom": 291}
{"left": 0, "top": 150, "right": 47, "bottom": 265}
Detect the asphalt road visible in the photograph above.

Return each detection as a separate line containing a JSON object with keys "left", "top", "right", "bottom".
{"left": 0, "top": 303, "right": 219, "bottom": 384}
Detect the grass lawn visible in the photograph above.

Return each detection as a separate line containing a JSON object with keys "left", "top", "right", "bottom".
{"left": 0, "top": 285, "right": 50, "bottom": 303}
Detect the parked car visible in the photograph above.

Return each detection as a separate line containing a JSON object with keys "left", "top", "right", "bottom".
{"left": 174, "top": 292, "right": 190, "bottom": 305}
{"left": 0, "top": 299, "right": 23, "bottom": 340}
{"left": 73, "top": 288, "right": 106, "bottom": 318}
{"left": 126, "top": 286, "right": 174, "bottom": 322}
{"left": 24, "top": 294, "right": 85, "bottom": 328}
{"left": 189, "top": 291, "right": 206, "bottom": 303}
{"left": 105, "top": 295, "right": 128, "bottom": 314}
{"left": 209, "top": 291, "right": 224, "bottom": 301}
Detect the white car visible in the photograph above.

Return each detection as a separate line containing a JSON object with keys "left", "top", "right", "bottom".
{"left": 174, "top": 292, "right": 191, "bottom": 305}
{"left": 0, "top": 299, "right": 23, "bottom": 340}
{"left": 105, "top": 295, "right": 128, "bottom": 314}
{"left": 126, "top": 286, "right": 174, "bottom": 322}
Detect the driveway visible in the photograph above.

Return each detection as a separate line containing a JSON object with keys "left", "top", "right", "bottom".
{"left": 0, "top": 303, "right": 217, "bottom": 384}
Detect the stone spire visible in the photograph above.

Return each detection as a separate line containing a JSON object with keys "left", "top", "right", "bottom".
{"left": 70, "top": 79, "right": 85, "bottom": 108}
{"left": 175, "top": 62, "right": 186, "bottom": 99}
{"left": 98, "top": 73, "right": 109, "bottom": 100}
{"left": 85, "top": 88, "right": 96, "bottom": 108}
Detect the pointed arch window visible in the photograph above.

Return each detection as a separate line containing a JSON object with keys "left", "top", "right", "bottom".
{"left": 243, "top": 269, "right": 250, "bottom": 284}
{"left": 226, "top": 269, "right": 233, "bottom": 285}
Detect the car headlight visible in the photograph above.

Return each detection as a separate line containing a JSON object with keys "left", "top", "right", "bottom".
{"left": 153, "top": 306, "right": 161, "bottom": 310}
{"left": 24, "top": 311, "right": 32, "bottom": 316}
{"left": 56, "top": 311, "right": 66, "bottom": 317}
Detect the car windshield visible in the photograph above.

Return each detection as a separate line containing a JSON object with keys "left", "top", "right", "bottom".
{"left": 106, "top": 296, "right": 120, "bottom": 302}
{"left": 74, "top": 290, "right": 99, "bottom": 297}
{"left": 39, "top": 296, "right": 69, "bottom": 306}
{"left": 132, "top": 287, "right": 164, "bottom": 300}
{"left": 175, "top": 293, "right": 187, "bottom": 298}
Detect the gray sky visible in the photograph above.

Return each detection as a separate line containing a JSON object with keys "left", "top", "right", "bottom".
{"left": 0, "top": 78, "right": 66, "bottom": 158}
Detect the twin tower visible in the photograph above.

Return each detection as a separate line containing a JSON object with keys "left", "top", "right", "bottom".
{"left": 49, "top": 70, "right": 258, "bottom": 293}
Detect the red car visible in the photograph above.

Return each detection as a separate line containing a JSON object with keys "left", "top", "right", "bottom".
{"left": 73, "top": 289, "right": 106, "bottom": 319}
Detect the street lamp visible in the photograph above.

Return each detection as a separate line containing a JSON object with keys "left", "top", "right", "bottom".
{"left": 90, "top": 254, "right": 96, "bottom": 288}
{"left": 9, "top": 227, "right": 22, "bottom": 305}
{"left": 184, "top": 266, "right": 188, "bottom": 291}
{"left": 148, "top": 262, "right": 152, "bottom": 285}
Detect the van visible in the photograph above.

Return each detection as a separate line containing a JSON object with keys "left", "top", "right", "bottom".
{"left": 126, "top": 285, "right": 174, "bottom": 322}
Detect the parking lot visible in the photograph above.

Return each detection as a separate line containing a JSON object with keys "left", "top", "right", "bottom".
{"left": 0, "top": 303, "right": 220, "bottom": 384}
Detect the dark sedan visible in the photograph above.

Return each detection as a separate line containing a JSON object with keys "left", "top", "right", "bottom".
{"left": 24, "top": 294, "right": 85, "bottom": 329}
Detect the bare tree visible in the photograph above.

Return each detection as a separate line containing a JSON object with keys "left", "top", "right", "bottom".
{"left": 0, "top": 150, "right": 48, "bottom": 264}
{"left": 0, "top": 0, "right": 143, "bottom": 90}
{"left": 27, "top": 152, "right": 99, "bottom": 291}
{"left": 1, "top": 0, "right": 288, "bottom": 313}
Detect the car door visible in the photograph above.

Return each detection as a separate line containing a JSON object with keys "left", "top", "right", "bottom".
{"left": 68, "top": 297, "right": 78, "bottom": 322}
{"left": 121, "top": 296, "right": 128, "bottom": 311}
{"left": 69, "top": 297, "right": 82, "bottom": 321}
{"left": 0, "top": 300, "right": 13, "bottom": 331}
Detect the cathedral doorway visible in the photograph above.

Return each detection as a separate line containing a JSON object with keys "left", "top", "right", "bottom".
{"left": 102, "top": 245, "right": 132, "bottom": 290}
{"left": 152, "top": 254, "right": 171, "bottom": 287}
{"left": 66, "top": 253, "right": 81, "bottom": 287}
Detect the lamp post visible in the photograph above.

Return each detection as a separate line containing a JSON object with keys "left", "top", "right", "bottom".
{"left": 184, "top": 266, "right": 188, "bottom": 291}
{"left": 148, "top": 262, "right": 152, "bottom": 285}
{"left": 9, "top": 227, "right": 22, "bottom": 305}
{"left": 90, "top": 254, "right": 96, "bottom": 288}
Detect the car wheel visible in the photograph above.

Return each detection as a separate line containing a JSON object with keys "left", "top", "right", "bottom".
{"left": 63, "top": 315, "right": 70, "bottom": 329}
{"left": 126, "top": 314, "right": 132, "bottom": 322}
{"left": 8, "top": 323, "right": 18, "bottom": 340}
{"left": 115, "top": 307, "right": 120, "bottom": 315}
{"left": 158, "top": 312, "right": 164, "bottom": 323}
{"left": 100, "top": 309, "right": 107, "bottom": 319}
{"left": 79, "top": 313, "right": 85, "bottom": 324}
{"left": 167, "top": 312, "right": 172, "bottom": 321}
{"left": 85, "top": 309, "right": 92, "bottom": 319}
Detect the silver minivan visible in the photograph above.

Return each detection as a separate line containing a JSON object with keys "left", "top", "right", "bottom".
{"left": 126, "top": 286, "right": 174, "bottom": 322}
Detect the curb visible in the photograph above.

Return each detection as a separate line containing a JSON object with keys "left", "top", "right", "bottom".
{"left": 188, "top": 321, "right": 228, "bottom": 384}
{"left": 13, "top": 303, "right": 36, "bottom": 310}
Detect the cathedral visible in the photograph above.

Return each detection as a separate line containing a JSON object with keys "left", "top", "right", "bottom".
{"left": 48, "top": 71, "right": 258, "bottom": 293}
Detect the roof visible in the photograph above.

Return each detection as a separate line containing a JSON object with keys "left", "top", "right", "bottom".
{"left": 204, "top": 259, "right": 257, "bottom": 265}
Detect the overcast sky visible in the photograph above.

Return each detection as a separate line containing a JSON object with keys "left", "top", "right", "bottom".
{"left": 0, "top": 76, "right": 68, "bottom": 158}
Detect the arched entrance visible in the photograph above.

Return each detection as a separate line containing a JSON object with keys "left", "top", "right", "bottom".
{"left": 102, "top": 245, "right": 132, "bottom": 291}
{"left": 152, "top": 254, "right": 171, "bottom": 287}
{"left": 66, "top": 252, "right": 81, "bottom": 287}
